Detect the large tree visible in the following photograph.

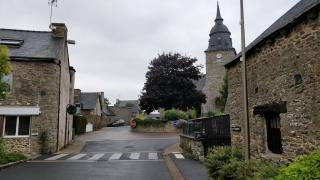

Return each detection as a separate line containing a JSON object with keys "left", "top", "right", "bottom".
{"left": 139, "top": 53, "right": 206, "bottom": 114}
{"left": 0, "top": 45, "right": 11, "bottom": 100}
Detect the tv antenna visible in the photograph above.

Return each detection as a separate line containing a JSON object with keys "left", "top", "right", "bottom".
{"left": 48, "top": 0, "right": 58, "bottom": 28}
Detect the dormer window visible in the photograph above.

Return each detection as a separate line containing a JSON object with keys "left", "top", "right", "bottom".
{"left": 0, "top": 38, "right": 24, "bottom": 47}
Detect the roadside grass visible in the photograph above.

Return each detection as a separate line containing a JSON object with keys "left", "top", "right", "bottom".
{"left": 0, "top": 153, "right": 27, "bottom": 165}
{"left": 0, "top": 137, "right": 27, "bottom": 165}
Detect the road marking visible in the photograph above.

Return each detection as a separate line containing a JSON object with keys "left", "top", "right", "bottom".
{"left": 29, "top": 160, "right": 95, "bottom": 163}
{"left": 148, "top": 152, "right": 158, "bottom": 160}
{"left": 88, "top": 153, "right": 105, "bottom": 160}
{"left": 129, "top": 153, "right": 140, "bottom": 160}
{"left": 174, "top": 153, "right": 185, "bottom": 159}
{"left": 45, "top": 154, "right": 69, "bottom": 160}
{"left": 67, "top": 154, "right": 87, "bottom": 160}
{"left": 109, "top": 153, "right": 123, "bottom": 160}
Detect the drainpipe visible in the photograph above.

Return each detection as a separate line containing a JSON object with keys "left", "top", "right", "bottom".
{"left": 56, "top": 60, "right": 61, "bottom": 152}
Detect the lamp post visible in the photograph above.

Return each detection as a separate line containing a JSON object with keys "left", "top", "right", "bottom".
{"left": 240, "top": 0, "right": 250, "bottom": 160}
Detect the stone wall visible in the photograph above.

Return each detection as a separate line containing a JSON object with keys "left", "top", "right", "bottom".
{"left": 0, "top": 61, "right": 60, "bottom": 156}
{"left": 4, "top": 138, "right": 30, "bottom": 155}
{"left": 226, "top": 10, "right": 320, "bottom": 165}
{"left": 81, "top": 111, "right": 102, "bottom": 130}
{"left": 202, "top": 50, "right": 235, "bottom": 114}
{"left": 180, "top": 135, "right": 204, "bottom": 161}
{"left": 132, "top": 121, "right": 181, "bottom": 133}
{"left": 110, "top": 106, "right": 133, "bottom": 125}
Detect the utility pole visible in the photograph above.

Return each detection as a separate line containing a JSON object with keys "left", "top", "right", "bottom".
{"left": 240, "top": 0, "right": 250, "bottom": 160}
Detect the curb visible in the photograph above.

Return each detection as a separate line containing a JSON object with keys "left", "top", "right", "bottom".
{"left": 163, "top": 143, "right": 185, "bottom": 180}
{"left": 163, "top": 154, "right": 185, "bottom": 180}
{"left": 0, "top": 159, "right": 28, "bottom": 170}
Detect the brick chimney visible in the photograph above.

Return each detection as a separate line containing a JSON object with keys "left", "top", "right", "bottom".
{"left": 51, "top": 23, "right": 68, "bottom": 38}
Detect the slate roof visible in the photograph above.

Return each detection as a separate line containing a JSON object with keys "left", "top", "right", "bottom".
{"left": 115, "top": 100, "right": 140, "bottom": 113}
{"left": 80, "top": 93, "right": 100, "bottom": 110}
{"left": 206, "top": 3, "right": 234, "bottom": 52}
{"left": 225, "top": 0, "right": 320, "bottom": 68}
{"left": 102, "top": 104, "right": 115, "bottom": 116}
{"left": 0, "top": 29, "right": 64, "bottom": 59}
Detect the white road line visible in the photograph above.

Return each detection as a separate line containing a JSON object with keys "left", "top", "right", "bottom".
{"left": 67, "top": 154, "right": 87, "bottom": 160}
{"left": 148, "top": 152, "right": 158, "bottom": 160}
{"left": 109, "top": 153, "right": 123, "bottom": 160}
{"left": 129, "top": 153, "right": 140, "bottom": 160}
{"left": 174, "top": 153, "right": 185, "bottom": 159}
{"left": 89, "top": 153, "right": 105, "bottom": 160}
{"left": 45, "top": 154, "right": 69, "bottom": 161}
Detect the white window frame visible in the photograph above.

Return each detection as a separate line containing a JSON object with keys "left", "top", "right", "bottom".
{"left": 3, "top": 116, "right": 31, "bottom": 138}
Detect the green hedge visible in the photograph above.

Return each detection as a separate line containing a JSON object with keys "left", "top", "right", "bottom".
{"left": 164, "top": 109, "right": 186, "bottom": 121}
{"left": 135, "top": 119, "right": 166, "bottom": 128}
{"left": 204, "top": 147, "right": 278, "bottom": 179}
{"left": 276, "top": 150, "right": 320, "bottom": 179}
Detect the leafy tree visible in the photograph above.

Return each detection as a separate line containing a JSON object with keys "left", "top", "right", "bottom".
{"left": 0, "top": 45, "right": 12, "bottom": 100}
{"left": 215, "top": 75, "right": 228, "bottom": 113}
{"left": 139, "top": 53, "right": 206, "bottom": 114}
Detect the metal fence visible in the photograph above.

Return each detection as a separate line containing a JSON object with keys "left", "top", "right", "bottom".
{"left": 182, "top": 121, "right": 202, "bottom": 137}
{"left": 181, "top": 115, "right": 231, "bottom": 156}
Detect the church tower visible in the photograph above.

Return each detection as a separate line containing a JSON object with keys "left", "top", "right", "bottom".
{"left": 202, "top": 3, "right": 236, "bottom": 114}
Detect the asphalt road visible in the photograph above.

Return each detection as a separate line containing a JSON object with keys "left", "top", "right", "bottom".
{"left": 0, "top": 126, "right": 179, "bottom": 180}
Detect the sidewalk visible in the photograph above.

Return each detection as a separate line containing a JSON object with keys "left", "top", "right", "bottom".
{"left": 163, "top": 143, "right": 209, "bottom": 180}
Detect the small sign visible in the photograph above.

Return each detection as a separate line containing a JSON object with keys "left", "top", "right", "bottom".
{"left": 231, "top": 125, "right": 241, "bottom": 132}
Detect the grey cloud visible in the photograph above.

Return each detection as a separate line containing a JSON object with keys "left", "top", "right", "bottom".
{"left": 0, "top": 0, "right": 300, "bottom": 104}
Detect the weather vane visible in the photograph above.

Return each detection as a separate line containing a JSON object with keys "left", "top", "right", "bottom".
{"left": 48, "top": 0, "right": 58, "bottom": 28}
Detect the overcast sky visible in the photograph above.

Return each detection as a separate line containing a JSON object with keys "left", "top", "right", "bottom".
{"left": 0, "top": 0, "right": 300, "bottom": 104}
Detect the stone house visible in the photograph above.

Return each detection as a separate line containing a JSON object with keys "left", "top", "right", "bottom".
{"left": 0, "top": 23, "right": 75, "bottom": 156}
{"left": 225, "top": 0, "right": 320, "bottom": 165}
{"left": 110, "top": 100, "right": 140, "bottom": 125}
{"left": 74, "top": 89, "right": 103, "bottom": 131}
{"left": 201, "top": 4, "right": 236, "bottom": 115}
{"left": 102, "top": 103, "right": 115, "bottom": 127}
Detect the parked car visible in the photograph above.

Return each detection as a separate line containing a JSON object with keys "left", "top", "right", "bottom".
{"left": 109, "top": 119, "right": 125, "bottom": 127}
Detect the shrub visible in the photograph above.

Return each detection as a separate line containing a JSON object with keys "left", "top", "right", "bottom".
{"left": 276, "top": 150, "right": 320, "bottom": 179}
{"left": 186, "top": 109, "right": 197, "bottom": 120}
{"left": 204, "top": 147, "right": 278, "bottom": 180}
{"left": 0, "top": 137, "right": 5, "bottom": 156}
{"left": 204, "top": 146, "right": 244, "bottom": 179}
{"left": 0, "top": 153, "right": 26, "bottom": 165}
{"left": 39, "top": 131, "right": 49, "bottom": 154}
{"left": 164, "top": 109, "right": 186, "bottom": 121}
{"left": 135, "top": 113, "right": 146, "bottom": 121}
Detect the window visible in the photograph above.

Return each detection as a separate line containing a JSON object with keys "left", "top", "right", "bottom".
{"left": 3, "top": 116, "right": 31, "bottom": 137}
{"left": 265, "top": 113, "right": 283, "bottom": 154}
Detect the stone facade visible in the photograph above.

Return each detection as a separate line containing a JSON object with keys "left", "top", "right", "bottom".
{"left": 202, "top": 50, "right": 235, "bottom": 113}
{"left": 0, "top": 24, "right": 75, "bottom": 156}
{"left": 180, "top": 135, "right": 204, "bottom": 161}
{"left": 201, "top": 4, "right": 236, "bottom": 114}
{"left": 133, "top": 121, "right": 181, "bottom": 133}
{"left": 225, "top": 6, "right": 320, "bottom": 165}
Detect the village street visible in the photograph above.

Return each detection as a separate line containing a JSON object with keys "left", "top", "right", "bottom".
{"left": 0, "top": 127, "right": 181, "bottom": 180}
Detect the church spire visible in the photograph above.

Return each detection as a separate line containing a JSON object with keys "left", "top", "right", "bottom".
{"left": 215, "top": 2, "right": 223, "bottom": 22}
{"left": 206, "top": 2, "right": 234, "bottom": 52}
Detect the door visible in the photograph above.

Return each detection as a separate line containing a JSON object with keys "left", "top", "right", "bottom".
{"left": 266, "top": 113, "right": 283, "bottom": 154}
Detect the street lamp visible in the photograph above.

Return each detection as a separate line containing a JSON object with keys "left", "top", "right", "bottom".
{"left": 240, "top": 0, "right": 250, "bottom": 160}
